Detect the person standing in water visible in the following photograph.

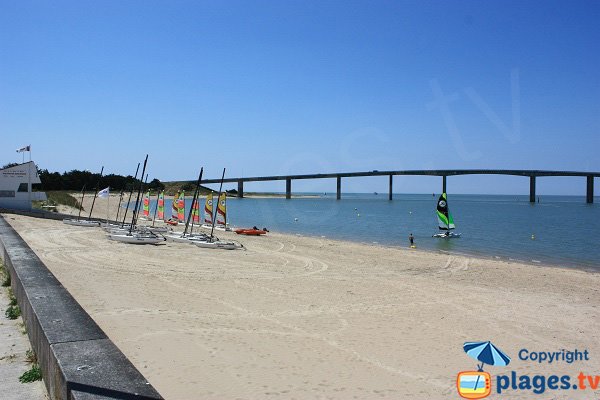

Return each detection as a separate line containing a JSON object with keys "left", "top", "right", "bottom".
{"left": 409, "top": 233, "right": 415, "bottom": 247}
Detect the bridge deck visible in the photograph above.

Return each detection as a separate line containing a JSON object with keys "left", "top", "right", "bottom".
{"left": 198, "top": 169, "right": 597, "bottom": 203}
{"left": 200, "top": 169, "right": 600, "bottom": 184}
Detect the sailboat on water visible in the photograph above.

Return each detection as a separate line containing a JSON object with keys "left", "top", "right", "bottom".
{"left": 432, "top": 193, "right": 461, "bottom": 238}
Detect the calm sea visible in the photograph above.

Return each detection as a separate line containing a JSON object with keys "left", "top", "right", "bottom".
{"left": 141, "top": 194, "right": 600, "bottom": 270}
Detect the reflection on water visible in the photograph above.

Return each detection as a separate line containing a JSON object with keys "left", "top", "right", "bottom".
{"left": 433, "top": 238, "right": 459, "bottom": 253}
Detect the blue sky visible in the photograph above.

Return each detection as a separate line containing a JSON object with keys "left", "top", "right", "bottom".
{"left": 1, "top": 0, "right": 598, "bottom": 194}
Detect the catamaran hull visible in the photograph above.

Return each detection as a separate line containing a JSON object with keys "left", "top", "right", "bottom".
{"left": 432, "top": 232, "right": 461, "bottom": 238}
{"left": 200, "top": 224, "right": 231, "bottom": 232}
{"left": 107, "top": 226, "right": 171, "bottom": 235}
{"left": 194, "top": 241, "right": 242, "bottom": 250}
{"left": 144, "top": 226, "right": 171, "bottom": 233}
{"left": 63, "top": 219, "right": 100, "bottom": 227}
{"left": 164, "top": 234, "right": 210, "bottom": 244}
{"left": 107, "top": 234, "right": 165, "bottom": 244}
{"left": 102, "top": 223, "right": 132, "bottom": 232}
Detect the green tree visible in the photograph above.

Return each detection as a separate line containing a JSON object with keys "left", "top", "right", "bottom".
{"left": 147, "top": 178, "right": 165, "bottom": 191}
{"left": 181, "top": 182, "right": 195, "bottom": 191}
{"left": 1, "top": 162, "right": 19, "bottom": 169}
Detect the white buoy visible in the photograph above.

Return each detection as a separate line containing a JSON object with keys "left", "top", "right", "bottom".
{"left": 294, "top": 218, "right": 298, "bottom": 221}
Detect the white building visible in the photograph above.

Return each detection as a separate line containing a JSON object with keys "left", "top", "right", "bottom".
{"left": 0, "top": 161, "right": 47, "bottom": 210}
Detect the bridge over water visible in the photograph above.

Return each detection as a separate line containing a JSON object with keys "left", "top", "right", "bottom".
{"left": 200, "top": 169, "right": 599, "bottom": 203}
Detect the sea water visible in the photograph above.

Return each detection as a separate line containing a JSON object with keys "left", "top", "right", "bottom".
{"left": 143, "top": 194, "right": 600, "bottom": 270}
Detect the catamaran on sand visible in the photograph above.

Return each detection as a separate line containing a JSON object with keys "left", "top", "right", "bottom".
{"left": 138, "top": 190, "right": 153, "bottom": 221}
{"left": 214, "top": 192, "right": 232, "bottom": 231}
{"left": 201, "top": 192, "right": 215, "bottom": 229}
{"left": 107, "top": 156, "right": 166, "bottom": 245}
{"left": 63, "top": 168, "right": 104, "bottom": 227}
{"left": 108, "top": 230, "right": 166, "bottom": 244}
{"left": 167, "top": 168, "right": 243, "bottom": 250}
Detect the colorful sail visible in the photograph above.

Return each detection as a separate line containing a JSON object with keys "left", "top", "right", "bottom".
{"left": 192, "top": 199, "right": 200, "bottom": 224}
{"left": 204, "top": 192, "right": 214, "bottom": 225}
{"left": 157, "top": 191, "right": 164, "bottom": 220}
{"left": 172, "top": 191, "right": 180, "bottom": 220}
{"left": 216, "top": 192, "right": 227, "bottom": 226}
{"left": 177, "top": 191, "right": 185, "bottom": 222}
{"left": 436, "top": 193, "right": 455, "bottom": 230}
{"left": 142, "top": 191, "right": 150, "bottom": 218}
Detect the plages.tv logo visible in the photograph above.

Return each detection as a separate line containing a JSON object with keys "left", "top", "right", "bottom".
{"left": 457, "top": 341, "right": 511, "bottom": 399}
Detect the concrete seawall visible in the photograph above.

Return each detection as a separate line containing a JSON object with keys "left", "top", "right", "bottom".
{"left": 0, "top": 215, "right": 163, "bottom": 400}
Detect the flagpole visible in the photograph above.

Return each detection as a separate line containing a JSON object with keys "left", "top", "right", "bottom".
{"left": 28, "top": 159, "right": 32, "bottom": 209}
{"left": 106, "top": 189, "right": 110, "bottom": 225}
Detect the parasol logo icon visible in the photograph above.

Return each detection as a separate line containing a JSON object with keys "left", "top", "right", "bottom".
{"left": 457, "top": 371, "right": 491, "bottom": 399}
{"left": 457, "top": 341, "right": 511, "bottom": 399}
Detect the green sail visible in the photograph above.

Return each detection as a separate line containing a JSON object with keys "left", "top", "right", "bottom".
{"left": 436, "top": 193, "right": 455, "bottom": 230}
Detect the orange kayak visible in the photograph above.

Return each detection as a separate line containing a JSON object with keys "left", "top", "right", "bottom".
{"left": 235, "top": 228, "right": 267, "bottom": 236}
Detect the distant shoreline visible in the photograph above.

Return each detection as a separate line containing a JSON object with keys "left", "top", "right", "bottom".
{"left": 57, "top": 190, "right": 597, "bottom": 198}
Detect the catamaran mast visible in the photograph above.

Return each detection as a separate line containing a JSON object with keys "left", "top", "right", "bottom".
{"left": 115, "top": 190, "right": 124, "bottom": 222}
{"left": 77, "top": 185, "right": 86, "bottom": 221}
{"left": 105, "top": 188, "right": 110, "bottom": 225}
{"left": 151, "top": 190, "right": 159, "bottom": 227}
{"left": 121, "top": 163, "right": 140, "bottom": 227}
{"left": 183, "top": 168, "right": 203, "bottom": 236}
{"left": 133, "top": 174, "right": 148, "bottom": 224}
{"left": 129, "top": 155, "right": 148, "bottom": 234}
{"left": 210, "top": 168, "right": 226, "bottom": 240}
{"left": 87, "top": 166, "right": 104, "bottom": 220}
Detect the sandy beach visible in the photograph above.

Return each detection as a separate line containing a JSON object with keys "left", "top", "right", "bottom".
{"left": 3, "top": 199, "right": 600, "bottom": 399}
